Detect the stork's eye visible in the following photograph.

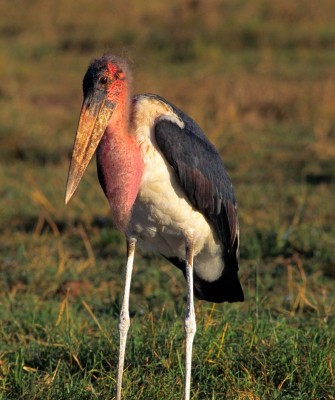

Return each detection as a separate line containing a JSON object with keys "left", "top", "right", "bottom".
{"left": 99, "top": 76, "right": 108, "bottom": 85}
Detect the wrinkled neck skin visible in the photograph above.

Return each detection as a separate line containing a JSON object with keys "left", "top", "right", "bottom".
{"left": 97, "top": 99, "right": 144, "bottom": 231}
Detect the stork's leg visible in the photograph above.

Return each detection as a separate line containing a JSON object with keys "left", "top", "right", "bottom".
{"left": 184, "top": 241, "right": 196, "bottom": 400}
{"left": 116, "top": 238, "right": 136, "bottom": 400}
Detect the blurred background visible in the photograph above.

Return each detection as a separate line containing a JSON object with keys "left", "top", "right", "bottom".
{"left": 0, "top": 0, "right": 334, "bottom": 399}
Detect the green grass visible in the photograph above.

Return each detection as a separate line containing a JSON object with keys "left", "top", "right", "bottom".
{"left": 1, "top": 0, "right": 335, "bottom": 399}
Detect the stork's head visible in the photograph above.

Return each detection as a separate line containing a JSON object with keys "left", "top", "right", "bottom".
{"left": 65, "top": 55, "right": 130, "bottom": 204}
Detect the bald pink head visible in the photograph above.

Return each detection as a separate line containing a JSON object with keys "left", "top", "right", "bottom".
{"left": 65, "top": 55, "right": 132, "bottom": 204}
{"left": 66, "top": 54, "right": 144, "bottom": 230}
{"left": 82, "top": 55, "right": 131, "bottom": 107}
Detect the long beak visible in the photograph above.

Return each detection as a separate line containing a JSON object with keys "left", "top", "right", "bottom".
{"left": 65, "top": 91, "right": 115, "bottom": 204}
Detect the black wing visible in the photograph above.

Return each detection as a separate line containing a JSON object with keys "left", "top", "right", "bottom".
{"left": 154, "top": 102, "right": 238, "bottom": 258}
{"left": 153, "top": 96, "right": 243, "bottom": 302}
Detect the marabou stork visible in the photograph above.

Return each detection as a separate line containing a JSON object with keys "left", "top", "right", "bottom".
{"left": 65, "top": 54, "right": 244, "bottom": 400}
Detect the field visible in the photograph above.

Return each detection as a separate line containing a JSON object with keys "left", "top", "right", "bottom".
{"left": 1, "top": 0, "right": 335, "bottom": 399}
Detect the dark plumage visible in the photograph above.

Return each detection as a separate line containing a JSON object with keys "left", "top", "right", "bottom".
{"left": 153, "top": 96, "right": 242, "bottom": 303}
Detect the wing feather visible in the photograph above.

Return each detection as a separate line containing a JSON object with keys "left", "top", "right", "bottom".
{"left": 154, "top": 114, "right": 239, "bottom": 271}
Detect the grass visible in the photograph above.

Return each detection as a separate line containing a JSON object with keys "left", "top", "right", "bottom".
{"left": 0, "top": 0, "right": 335, "bottom": 399}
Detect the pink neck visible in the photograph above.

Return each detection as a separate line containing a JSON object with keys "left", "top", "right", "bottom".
{"left": 97, "top": 100, "right": 144, "bottom": 231}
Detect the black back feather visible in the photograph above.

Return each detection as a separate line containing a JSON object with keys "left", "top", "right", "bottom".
{"left": 152, "top": 95, "right": 243, "bottom": 303}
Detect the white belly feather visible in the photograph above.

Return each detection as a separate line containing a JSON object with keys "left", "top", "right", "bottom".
{"left": 125, "top": 96, "right": 224, "bottom": 282}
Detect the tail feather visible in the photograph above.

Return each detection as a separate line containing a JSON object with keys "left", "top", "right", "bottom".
{"left": 193, "top": 266, "right": 244, "bottom": 303}
{"left": 165, "top": 256, "right": 244, "bottom": 303}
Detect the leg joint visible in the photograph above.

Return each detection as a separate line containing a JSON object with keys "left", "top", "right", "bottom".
{"left": 118, "top": 312, "right": 130, "bottom": 333}
{"left": 185, "top": 312, "right": 196, "bottom": 335}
